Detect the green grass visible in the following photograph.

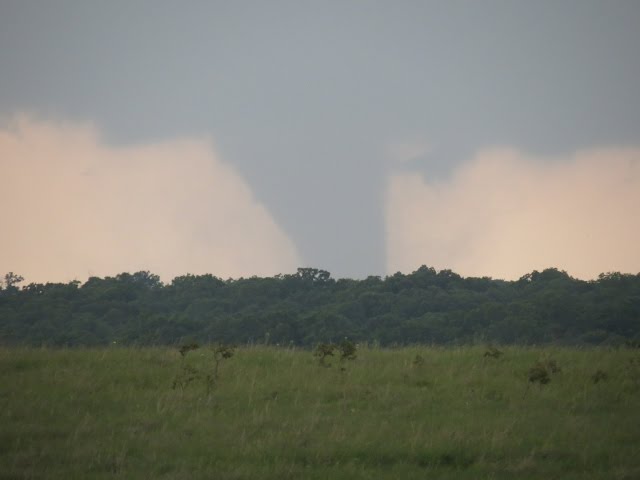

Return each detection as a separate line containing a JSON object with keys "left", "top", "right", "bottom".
{"left": 1, "top": 345, "right": 639, "bottom": 479}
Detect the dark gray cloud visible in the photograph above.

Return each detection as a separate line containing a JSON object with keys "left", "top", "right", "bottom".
{"left": 1, "top": 1, "right": 639, "bottom": 278}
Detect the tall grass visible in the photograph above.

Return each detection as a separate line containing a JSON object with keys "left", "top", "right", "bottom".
{"left": 1, "top": 345, "right": 639, "bottom": 479}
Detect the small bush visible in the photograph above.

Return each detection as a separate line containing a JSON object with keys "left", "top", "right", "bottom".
{"left": 178, "top": 342, "right": 199, "bottom": 357}
{"left": 528, "top": 363, "right": 551, "bottom": 386}
{"left": 172, "top": 364, "right": 199, "bottom": 391}
{"left": 172, "top": 343, "right": 235, "bottom": 394}
{"left": 591, "top": 369, "right": 608, "bottom": 384}
{"left": 546, "top": 359, "right": 561, "bottom": 374}
{"left": 412, "top": 354, "right": 425, "bottom": 367}
{"left": 313, "top": 340, "right": 357, "bottom": 368}
{"left": 483, "top": 347, "right": 503, "bottom": 359}
{"left": 207, "top": 344, "right": 235, "bottom": 392}
{"left": 314, "top": 343, "right": 336, "bottom": 367}
{"left": 338, "top": 339, "right": 357, "bottom": 362}
{"left": 526, "top": 358, "right": 561, "bottom": 391}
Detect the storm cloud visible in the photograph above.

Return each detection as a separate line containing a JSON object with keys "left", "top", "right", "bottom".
{"left": 386, "top": 147, "right": 640, "bottom": 280}
{"left": 0, "top": 116, "right": 301, "bottom": 283}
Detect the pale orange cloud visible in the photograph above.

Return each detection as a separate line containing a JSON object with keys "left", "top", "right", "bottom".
{"left": 386, "top": 147, "right": 640, "bottom": 279}
{"left": 0, "top": 116, "right": 301, "bottom": 283}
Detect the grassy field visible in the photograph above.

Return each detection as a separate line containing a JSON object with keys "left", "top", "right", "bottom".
{"left": 1, "top": 345, "right": 639, "bottom": 479}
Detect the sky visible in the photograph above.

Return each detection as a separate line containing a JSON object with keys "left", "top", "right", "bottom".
{"left": 1, "top": 1, "right": 639, "bottom": 283}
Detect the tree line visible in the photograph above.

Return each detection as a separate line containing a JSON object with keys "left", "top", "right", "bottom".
{"left": 0, "top": 266, "right": 638, "bottom": 347}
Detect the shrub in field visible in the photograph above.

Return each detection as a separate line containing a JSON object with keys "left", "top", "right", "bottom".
{"left": 528, "top": 363, "right": 551, "bottom": 386}
{"left": 172, "top": 364, "right": 200, "bottom": 391}
{"left": 625, "top": 339, "right": 640, "bottom": 349}
{"left": 591, "top": 369, "right": 608, "bottom": 384}
{"left": 408, "top": 354, "right": 431, "bottom": 387}
{"left": 179, "top": 342, "right": 199, "bottom": 357}
{"left": 210, "top": 344, "right": 235, "bottom": 379}
{"left": 526, "top": 358, "right": 561, "bottom": 394}
{"left": 204, "top": 344, "right": 235, "bottom": 394}
{"left": 338, "top": 339, "right": 357, "bottom": 362}
{"left": 314, "top": 343, "right": 336, "bottom": 367}
{"left": 172, "top": 342, "right": 235, "bottom": 394}
{"left": 314, "top": 340, "right": 357, "bottom": 368}
{"left": 173, "top": 342, "right": 201, "bottom": 391}
{"left": 625, "top": 357, "right": 640, "bottom": 390}
{"left": 412, "top": 354, "right": 425, "bottom": 367}
{"left": 483, "top": 346, "right": 503, "bottom": 359}
{"left": 337, "top": 339, "right": 357, "bottom": 372}
{"left": 546, "top": 358, "right": 561, "bottom": 374}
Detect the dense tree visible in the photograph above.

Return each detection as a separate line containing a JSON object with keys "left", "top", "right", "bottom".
{"left": 0, "top": 267, "right": 639, "bottom": 347}
{"left": 1, "top": 272, "right": 24, "bottom": 293}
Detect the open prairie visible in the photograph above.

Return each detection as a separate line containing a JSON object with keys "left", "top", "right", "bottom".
{"left": 1, "top": 346, "right": 639, "bottom": 479}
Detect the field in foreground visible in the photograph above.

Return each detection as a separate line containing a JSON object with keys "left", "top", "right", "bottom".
{"left": 1, "top": 346, "right": 639, "bottom": 479}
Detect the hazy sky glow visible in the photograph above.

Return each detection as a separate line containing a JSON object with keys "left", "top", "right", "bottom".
{"left": 387, "top": 147, "right": 640, "bottom": 280}
{"left": 1, "top": 1, "right": 639, "bottom": 281}
{"left": 0, "top": 117, "right": 300, "bottom": 282}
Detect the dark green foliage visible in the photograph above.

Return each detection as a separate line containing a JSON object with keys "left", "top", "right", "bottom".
{"left": 591, "top": 369, "right": 608, "bottom": 383}
{"left": 172, "top": 343, "right": 235, "bottom": 394}
{"left": 211, "top": 343, "right": 235, "bottom": 377}
{"left": 312, "top": 340, "right": 356, "bottom": 368}
{"left": 2, "top": 272, "right": 24, "bottom": 291}
{"left": 414, "top": 379, "right": 431, "bottom": 388}
{"left": 179, "top": 342, "right": 199, "bottom": 357}
{"left": 528, "top": 358, "right": 561, "bottom": 387}
{"left": 546, "top": 359, "right": 561, "bottom": 374}
{"left": 528, "top": 363, "right": 551, "bottom": 385}
{"left": 314, "top": 343, "right": 336, "bottom": 367}
{"left": 206, "top": 344, "right": 235, "bottom": 393}
{"left": 338, "top": 339, "right": 357, "bottom": 362}
{"left": 412, "top": 354, "right": 425, "bottom": 367}
{"left": 2, "top": 266, "right": 640, "bottom": 347}
{"left": 172, "top": 364, "right": 200, "bottom": 391}
{"left": 212, "top": 343, "right": 235, "bottom": 361}
{"left": 483, "top": 346, "right": 503, "bottom": 359}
